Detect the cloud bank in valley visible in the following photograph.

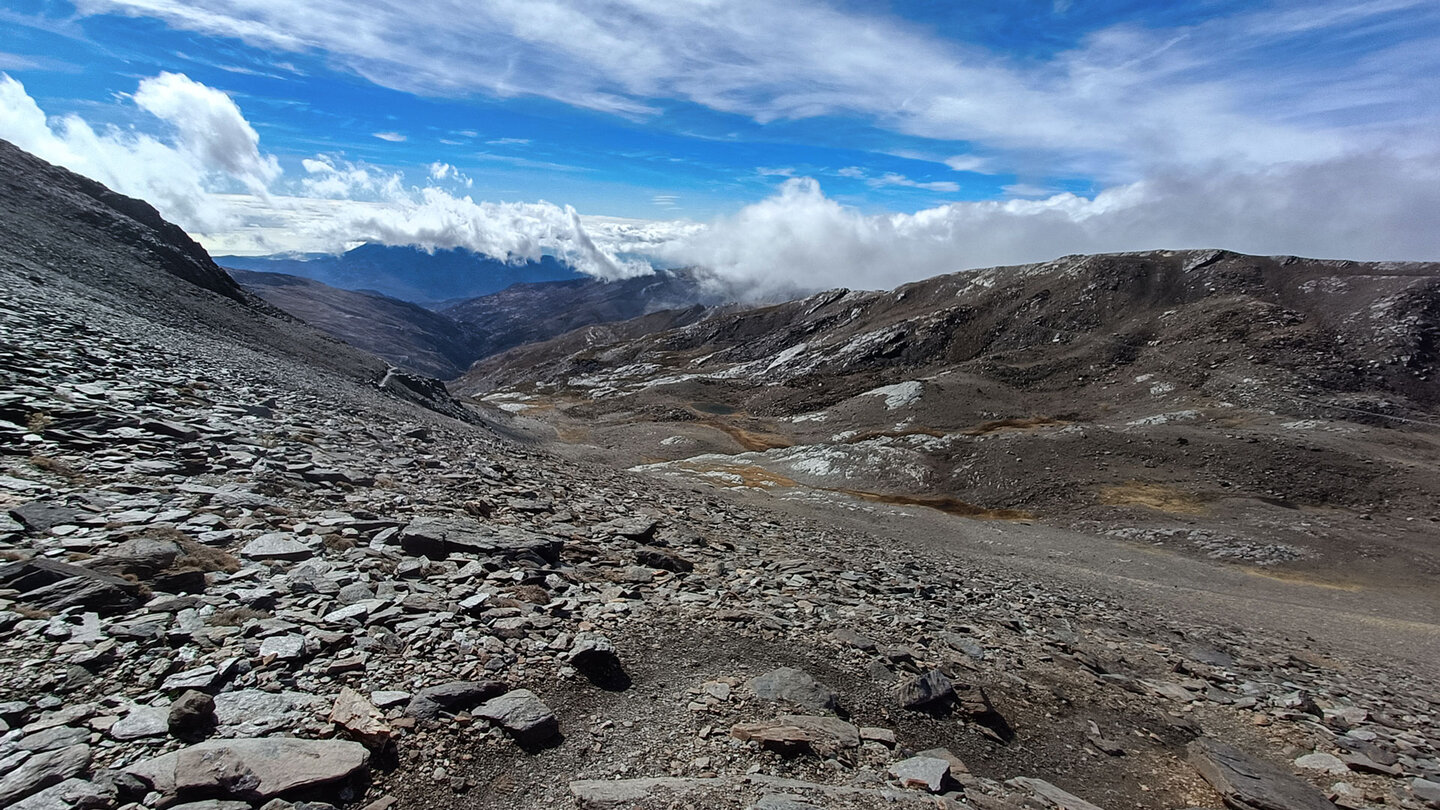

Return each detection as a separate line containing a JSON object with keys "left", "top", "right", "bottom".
{"left": 2, "top": 71, "right": 1438, "bottom": 298}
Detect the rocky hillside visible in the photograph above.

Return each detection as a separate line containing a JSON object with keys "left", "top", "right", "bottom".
{"left": 1, "top": 140, "right": 1438, "bottom": 810}
{"left": 459, "top": 250, "right": 1440, "bottom": 587}
{"left": 229, "top": 269, "right": 484, "bottom": 380}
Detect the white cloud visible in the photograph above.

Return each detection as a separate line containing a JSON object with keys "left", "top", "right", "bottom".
{"left": 372, "top": 131, "right": 406, "bottom": 142}
{"left": 68, "top": 0, "right": 1440, "bottom": 177}
{"left": 943, "top": 154, "right": 992, "bottom": 174}
{"left": 0, "top": 71, "right": 276, "bottom": 232}
{"left": 486, "top": 137, "right": 530, "bottom": 146}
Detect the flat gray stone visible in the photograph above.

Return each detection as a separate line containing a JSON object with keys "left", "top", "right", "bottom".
{"left": 125, "top": 737, "right": 369, "bottom": 801}
{"left": 213, "top": 690, "right": 323, "bottom": 736}
{"left": 1294, "top": 752, "right": 1347, "bottom": 775}
{"left": 259, "top": 634, "right": 305, "bottom": 660}
{"left": 748, "top": 667, "right": 840, "bottom": 714}
{"left": 241, "top": 534, "right": 313, "bottom": 561}
{"left": 110, "top": 706, "right": 170, "bottom": 740}
{"left": 1188, "top": 739, "right": 1334, "bottom": 810}
{"left": 17, "top": 725, "right": 88, "bottom": 752}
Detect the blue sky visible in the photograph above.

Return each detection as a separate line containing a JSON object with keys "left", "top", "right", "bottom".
{"left": 1, "top": 0, "right": 1438, "bottom": 290}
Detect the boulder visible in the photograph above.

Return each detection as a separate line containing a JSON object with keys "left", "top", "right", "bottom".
{"left": 240, "top": 534, "right": 313, "bottom": 562}
{"left": 404, "top": 680, "right": 506, "bottom": 720}
{"left": 169, "top": 690, "right": 217, "bottom": 740}
{"left": 890, "top": 756, "right": 952, "bottom": 793}
{"left": 897, "top": 669, "right": 955, "bottom": 710}
{"left": 476, "top": 689, "right": 559, "bottom": 746}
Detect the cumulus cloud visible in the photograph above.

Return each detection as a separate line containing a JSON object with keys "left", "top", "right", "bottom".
{"left": 0, "top": 71, "right": 276, "bottom": 232}
{"left": 658, "top": 155, "right": 1440, "bottom": 296}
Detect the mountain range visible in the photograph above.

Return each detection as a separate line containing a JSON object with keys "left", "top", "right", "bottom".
{"left": 1, "top": 136, "right": 1438, "bottom": 810}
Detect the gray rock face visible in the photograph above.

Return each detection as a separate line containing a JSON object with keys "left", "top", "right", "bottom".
{"left": 0, "top": 743, "right": 91, "bottom": 805}
{"left": 396, "top": 517, "right": 562, "bottom": 563}
{"left": 748, "top": 667, "right": 841, "bottom": 714}
{"left": 1188, "top": 739, "right": 1335, "bottom": 810}
{"left": 125, "top": 737, "right": 369, "bottom": 802}
{"left": 476, "top": 689, "right": 559, "bottom": 745}
{"left": 404, "top": 680, "right": 507, "bottom": 720}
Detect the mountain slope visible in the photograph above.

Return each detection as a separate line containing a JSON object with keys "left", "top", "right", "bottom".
{"left": 218, "top": 244, "right": 583, "bottom": 305}
{"left": 0, "top": 137, "right": 472, "bottom": 420}
{"left": 460, "top": 249, "right": 1440, "bottom": 584}
{"left": 229, "top": 268, "right": 481, "bottom": 379}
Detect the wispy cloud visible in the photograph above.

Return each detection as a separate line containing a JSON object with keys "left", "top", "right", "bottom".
{"left": 372, "top": 130, "right": 406, "bottom": 142}
{"left": 837, "top": 166, "right": 959, "bottom": 193}
{"left": 67, "top": 0, "right": 1440, "bottom": 178}
{"left": 486, "top": 137, "right": 530, "bottom": 146}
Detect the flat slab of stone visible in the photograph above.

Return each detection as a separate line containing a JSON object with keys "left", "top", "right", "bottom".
{"left": 0, "top": 558, "right": 141, "bottom": 615}
{"left": 125, "top": 737, "right": 369, "bottom": 801}
{"left": 1009, "top": 777, "right": 1107, "bottom": 810}
{"left": 0, "top": 744, "right": 91, "bottom": 806}
{"left": 748, "top": 667, "right": 840, "bottom": 714}
{"left": 396, "top": 517, "right": 562, "bottom": 563}
{"left": 1188, "top": 739, "right": 1334, "bottom": 810}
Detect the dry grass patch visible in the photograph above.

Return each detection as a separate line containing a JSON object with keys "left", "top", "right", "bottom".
{"left": 1099, "top": 482, "right": 1208, "bottom": 514}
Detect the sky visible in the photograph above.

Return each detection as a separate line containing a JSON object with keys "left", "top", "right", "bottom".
{"left": 1, "top": 0, "right": 1438, "bottom": 293}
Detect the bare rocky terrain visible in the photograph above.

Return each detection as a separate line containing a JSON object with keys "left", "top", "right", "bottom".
{"left": 1, "top": 136, "right": 1439, "bottom": 810}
